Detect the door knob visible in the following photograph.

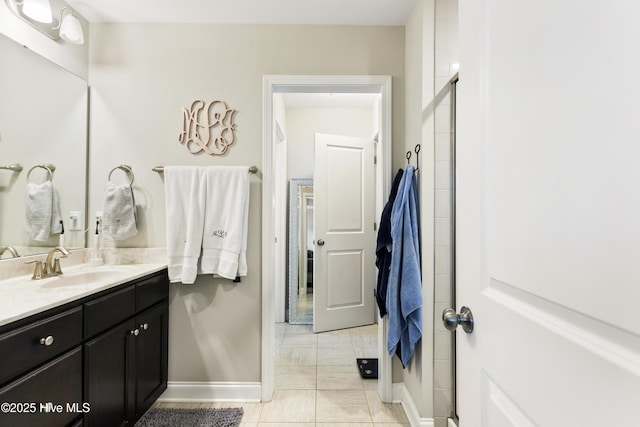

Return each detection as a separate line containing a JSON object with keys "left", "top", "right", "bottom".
{"left": 317, "top": 239, "right": 325, "bottom": 246}
{"left": 442, "top": 306, "right": 474, "bottom": 333}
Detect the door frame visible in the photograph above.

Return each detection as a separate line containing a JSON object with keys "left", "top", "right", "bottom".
{"left": 261, "top": 75, "right": 393, "bottom": 402}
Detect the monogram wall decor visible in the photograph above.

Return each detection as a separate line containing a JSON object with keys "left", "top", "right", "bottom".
{"left": 178, "top": 99, "right": 237, "bottom": 156}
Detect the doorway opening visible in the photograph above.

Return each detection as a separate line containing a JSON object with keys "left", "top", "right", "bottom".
{"left": 262, "top": 75, "right": 393, "bottom": 402}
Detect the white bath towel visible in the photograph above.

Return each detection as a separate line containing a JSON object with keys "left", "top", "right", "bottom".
{"left": 164, "top": 166, "right": 207, "bottom": 284}
{"left": 24, "top": 181, "right": 62, "bottom": 241}
{"left": 200, "top": 166, "right": 250, "bottom": 280}
{"left": 102, "top": 182, "right": 138, "bottom": 241}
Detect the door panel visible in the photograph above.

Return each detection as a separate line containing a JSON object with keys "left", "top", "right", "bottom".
{"left": 325, "top": 250, "right": 364, "bottom": 308}
{"left": 457, "top": 0, "right": 640, "bottom": 425}
{"left": 314, "top": 133, "right": 375, "bottom": 333}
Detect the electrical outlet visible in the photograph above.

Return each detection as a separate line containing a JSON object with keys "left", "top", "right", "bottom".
{"left": 69, "top": 211, "right": 82, "bottom": 231}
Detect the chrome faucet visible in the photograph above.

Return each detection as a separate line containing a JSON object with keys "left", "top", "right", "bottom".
{"left": 0, "top": 245, "right": 20, "bottom": 258}
{"left": 26, "top": 246, "right": 70, "bottom": 280}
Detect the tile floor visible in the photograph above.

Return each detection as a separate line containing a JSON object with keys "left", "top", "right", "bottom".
{"left": 157, "top": 322, "right": 410, "bottom": 426}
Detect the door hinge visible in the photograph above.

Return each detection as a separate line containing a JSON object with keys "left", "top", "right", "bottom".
{"left": 374, "top": 222, "right": 377, "bottom": 231}
{"left": 374, "top": 155, "right": 377, "bottom": 165}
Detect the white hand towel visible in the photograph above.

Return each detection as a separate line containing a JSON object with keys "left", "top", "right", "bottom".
{"left": 164, "top": 166, "right": 207, "bottom": 284}
{"left": 200, "top": 166, "right": 250, "bottom": 280}
{"left": 102, "top": 182, "right": 138, "bottom": 241}
{"left": 24, "top": 181, "right": 54, "bottom": 241}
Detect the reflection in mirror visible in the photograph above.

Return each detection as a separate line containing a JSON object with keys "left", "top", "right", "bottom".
{"left": 288, "top": 179, "right": 314, "bottom": 324}
{"left": 0, "top": 33, "right": 88, "bottom": 259}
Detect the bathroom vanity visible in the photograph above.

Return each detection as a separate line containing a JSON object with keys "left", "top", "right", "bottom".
{"left": 0, "top": 266, "right": 169, "bottom": 427}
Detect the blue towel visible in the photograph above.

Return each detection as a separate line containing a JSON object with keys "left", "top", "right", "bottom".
{"left": 386, "top": 165, "right": 422, "bottom": 367}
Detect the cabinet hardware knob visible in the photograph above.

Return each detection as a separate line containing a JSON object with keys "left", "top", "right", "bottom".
{"left": 140, "top": 323, "right": 149, "bottom": 330}
{"left": 39, "top": 335, "right": 54, "bottom": 346}
{"left": 130, "top": 329, "right": 140, "bottom": 336}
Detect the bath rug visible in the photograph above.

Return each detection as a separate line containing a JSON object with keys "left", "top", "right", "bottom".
{"left": 135, "top": 407, "right": 243, "bottom": 427}
{"left": 357, "top": 358, "right": 378, "bottom": 379}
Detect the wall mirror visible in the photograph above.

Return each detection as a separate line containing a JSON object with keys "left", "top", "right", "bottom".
{"left": 288, "top": 178, "right": 314, "bottom": 324}
{"left": 0, "top": 32, "right": 88, "bottom": 259}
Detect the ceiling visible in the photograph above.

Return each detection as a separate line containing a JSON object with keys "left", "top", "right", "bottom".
{"left": 66, "top": 0, "right": 416, "bottom": 25}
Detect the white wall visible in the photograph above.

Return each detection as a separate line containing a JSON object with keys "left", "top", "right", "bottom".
{"left": 286, "top": 107, "right": 375, "bottom": 179}
{"left": 88, "top": 23, "right": 405, "bottom": 388}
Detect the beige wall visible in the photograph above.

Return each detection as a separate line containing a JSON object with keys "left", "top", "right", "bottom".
{"left": 286, "top": 106, "right": 375, "bottom": 179}
{"left": 88, "top": 23, "right": 405, "bottom": 384}
{"left": 403, "top": 0, "right": 436, "bottom": 419}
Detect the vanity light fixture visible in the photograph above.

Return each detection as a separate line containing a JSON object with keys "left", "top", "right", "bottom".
{"left": 54, "top": 7, "right": 84, "bottom": 44}
{"left": 4, "top": 0, "right": 85, "bottom": 44}
{"left": 20, "top": 0, "right": 52, "bottom": 23}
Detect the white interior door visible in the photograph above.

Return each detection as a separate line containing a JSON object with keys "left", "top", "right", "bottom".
{"left": 314, "top": 133, "right": 375, "bottom": 333}
{"left": 455, "top": 1, "right": 640, "bottom": 425}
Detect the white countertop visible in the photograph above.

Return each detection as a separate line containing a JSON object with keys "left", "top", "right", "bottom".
{"left": 0, "top": 263, "right": 167, "bottom": 327}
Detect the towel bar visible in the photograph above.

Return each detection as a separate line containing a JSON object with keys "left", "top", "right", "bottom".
{"left": 152, "top": 165, "right": 258, "bottom": 174}
{"left": 0, "top": 163, "right": 23, "bottom": 172}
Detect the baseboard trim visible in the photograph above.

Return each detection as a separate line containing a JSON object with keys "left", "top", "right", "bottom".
{"left": 393, "top": 382, "right": 435, "bottom": 427}
{"left": 158, "top": 381, "right": 261, "bottom": 403}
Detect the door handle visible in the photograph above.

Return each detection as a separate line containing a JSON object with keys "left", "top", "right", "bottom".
{"left": 317, "top": 239, "right": 325, "bottom": 246}
{"left": 442, "top": 306, "right": 474, "bottom": 333}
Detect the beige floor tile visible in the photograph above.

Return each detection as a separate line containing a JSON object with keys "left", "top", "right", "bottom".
{"left": 316, "top": 390, "right": 372, "bottom": 423}
{"left": 275, "top": 365, "right": 317, "bottom": 389}
{"left": 365, "top": 390, "right": 409, "bottom": 424}
{"left": 259, "top": 424, "right": 315, "bottom": 427}
{"left": 361, "top": 378, "right": 379, "bottom": 391}
{"left": 317, "top": 346, "right": 356, "bottom": 365}
{"left": 317, "top": 423, "right": 374, "bottom": 427}
{"left": 353, "top": 347, "right": 378, "bottom": 359}
{"left": 259, "top": 389, "right": 316, "bottom": 423}
{"left": 276, "top": 346, "right": 317, "bottom": 365}
{"left": 317, "top": 365, "right": 363, "bottom": 390}
{"left": 285, "top": 323, "right": 314, "bottom": 335}
{"left": 282, "top": 333, "right": 318, "bottom": 348}
{"left": 318, "top": 332, "right": 355, "bottom": 348}
{"left": 372, "top": 423, "right": 411, "bottom": 427}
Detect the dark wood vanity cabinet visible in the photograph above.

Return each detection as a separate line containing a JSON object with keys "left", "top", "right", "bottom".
{"left": 0, "top": 269, "right": 169, "bottom": 427}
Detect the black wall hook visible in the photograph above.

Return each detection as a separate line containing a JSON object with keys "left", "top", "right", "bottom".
{"left": 405, "top": 144, "right": 421, "bottom": 170}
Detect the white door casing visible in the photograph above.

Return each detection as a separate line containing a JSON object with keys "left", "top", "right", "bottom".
{"left": 313, "top": 133, "right": 375, "bottom": 333}
{"left": 262, "top": 75, "right": 393, "bottom": 403}
{"left": 456, "top": 1, "right": 640, "bottom": 425}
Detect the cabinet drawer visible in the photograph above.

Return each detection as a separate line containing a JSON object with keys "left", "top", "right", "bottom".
{"left": 0, "top": 346, "right": 82, "bottom": 427}
{"left": 84, "top": 285, "right": 135, "bottom": 338}
{"left": 136, "top": 271, "right": 169, "bottom": 311}
{"left": 0, "top": 307, "right": 82, "bottom": 385}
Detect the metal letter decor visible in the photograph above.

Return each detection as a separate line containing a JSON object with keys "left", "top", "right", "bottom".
{"left": 178, "top": 100, "right": 237, "bottom": 155}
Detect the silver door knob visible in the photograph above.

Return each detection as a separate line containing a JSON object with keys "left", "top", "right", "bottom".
{"left": 317, "top": 239, "right": 325, "bottom": 246}
{"left": 442, "top": 306, "right": 474, "bottom": 333}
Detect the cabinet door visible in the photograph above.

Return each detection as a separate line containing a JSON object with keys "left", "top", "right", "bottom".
{"left": 135, "top": 302, "right": 168, "bottom": 418}
{"left": 84, "top": 319, "right": 136, "bottom": 427}
{"left": 0, "top": 347, "right": 82, "bottom": 427}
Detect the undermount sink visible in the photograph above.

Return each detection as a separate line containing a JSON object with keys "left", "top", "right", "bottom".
{"left": 38, "top": 265, "right": 138, "bottom": 288}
